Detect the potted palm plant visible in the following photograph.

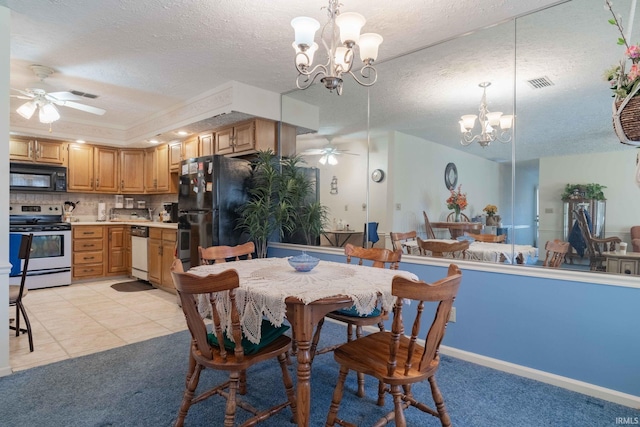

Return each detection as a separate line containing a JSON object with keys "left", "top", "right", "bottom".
{"left": 237, "top": 150, "right": 328, "bottom": 257}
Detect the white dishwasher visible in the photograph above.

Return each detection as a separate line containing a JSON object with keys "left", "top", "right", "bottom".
{"left": 130, "top": 225, "right": 149, "bottom": 281}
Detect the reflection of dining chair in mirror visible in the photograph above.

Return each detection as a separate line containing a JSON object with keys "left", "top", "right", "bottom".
{"left": 198, "top": 242, "right": 255, "bottom": 265}
{"left": 390, "top": 230, "right": 418, "bottom": 254}
{"left": 446, "top": 211, "right": 470, "bottom": 222}
{"left": 573, "top": 208, "right": 621, "bottom": 271}
{"left": 312, "top": 243, "right": 402, "bottom": 399}
{"left": 465, "top": 232, "right": 506, "bottom": 243}
{"left": 325, "top": 264, "right": 462, "bottom": 426}
{"left": 170, "top": 260, "right": 297, "bottom": 426}
{"left": 417, "top": 237, "right": 469, "bottom": 259}
{"left": 631, "top": 226, "right": 640, "bottom": 252}
{"left": 362, "top": 222, "right": 379, "bottom": 248}
{"left": 422, "top": 211, "right": 436, "bottom": 239}
{"left": 542, "top": 239, "right": 570, "bottom": 268}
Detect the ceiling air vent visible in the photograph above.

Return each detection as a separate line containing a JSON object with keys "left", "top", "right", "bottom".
{"left": 527, "top": 76, "right": 554, "bottom": 89}
{"left": 69, "top": 90, "right": 98, "bottom": 99}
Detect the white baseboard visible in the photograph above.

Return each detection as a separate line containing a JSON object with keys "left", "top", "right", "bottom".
{"left": 0, "top": 366, "right": 13, "bottom": 377}
{"left": 440, "top": 345, "right": 640, "bottom": 409}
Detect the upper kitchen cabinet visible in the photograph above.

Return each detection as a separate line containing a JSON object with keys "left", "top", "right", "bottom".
{"left": 119, "top": 149, "right": 145, "bottom": 193}
{"left": 199, "top": 132, "right": 214, "bottom": 156}
{"left": 9, "top": 136, "right": 66, "bottom": 165}
{"left": 215, "top": 119, "right": 296, "bottom": 157}
{"left": 67, "top": 144, "right": 119, "bottom": 193}
{"left": 169, "top": 142, "right": 182, "bottom": 172}
{"left": 182, "top": 136, "right": 199, "bottom": 160}
{"left": 144, "top": 144, "right": 172, "bottom": 193}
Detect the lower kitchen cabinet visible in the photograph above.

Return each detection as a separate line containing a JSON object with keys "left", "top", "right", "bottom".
{"left": 148, "top": 228, "right": 177, "bottom": 293}
{"left": 107, "top": 225, "right": 128, "bottom": 275}
{"left": 72, "top": 226, "right": 105, "bottom": 280}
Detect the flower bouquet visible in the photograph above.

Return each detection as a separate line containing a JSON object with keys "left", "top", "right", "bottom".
{"left": 483, "top": 204, "right": 501, "bottom": 226}
{"left": 446, "top": 185, "right": 468, "bottom": 221}
{"left": 604, "top": 0, "right": 640, "bottom": 145}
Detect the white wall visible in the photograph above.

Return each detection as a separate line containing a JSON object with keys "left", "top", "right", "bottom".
{"left": 1, "top": 5, "right": 12, "bottom": 376}
{"left": 539, "top": 149, "right": 639, "bottom": 247}
{"left": 390, "top": 131, "right": 503, "bottom": 239}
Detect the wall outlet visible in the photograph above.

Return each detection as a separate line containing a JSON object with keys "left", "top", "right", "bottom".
{"left": 449, "top": 307, "right": 456, "bottom": 323}
{"left": 362, "top": 203, "right": 367, "bottom": 211}
{"left": 395, "top": 203, "right": 401, "bottom": 211}
{"left": 545, "top": 208, "right": 553, "bottom": 214}
{"left": 344, "top": 204, "right": 348, "bottom": 211}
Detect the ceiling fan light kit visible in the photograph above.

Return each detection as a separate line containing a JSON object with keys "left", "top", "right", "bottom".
{"left": 12, "top": 64, "right": 106, "bottom": 126}
{"left": 459, "top": 82, "right": 513, "bottom": 148}
{"left": 291, "top": 0, "right": 383, "bottom": 95}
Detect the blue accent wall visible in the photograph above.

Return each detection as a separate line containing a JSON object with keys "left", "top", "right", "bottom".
{"left": 269, "top": 246, "right": 640, "bottom": 397}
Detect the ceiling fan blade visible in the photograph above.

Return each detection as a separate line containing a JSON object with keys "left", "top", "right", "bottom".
{"left": 300, "top": 149, "right": 326, "bottom": 155}
{"left": 10, "top": 95, "right": 33, "bottom": 100}
{"left": 47, "top": 91, "right": 82, "bottom": 101}
{"left": 53, "top": 100, "right": 106, "bottom": 115}
{"left": 11, "top": 88, "right": 35, "bottom": 98}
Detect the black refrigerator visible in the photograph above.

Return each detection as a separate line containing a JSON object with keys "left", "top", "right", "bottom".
{"left": 177, "top": 155, "right": 251, "bottom": 269}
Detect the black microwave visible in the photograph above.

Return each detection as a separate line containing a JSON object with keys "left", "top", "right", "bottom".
{"left": 9, "top": 163, "right": 67, "bottom": 192}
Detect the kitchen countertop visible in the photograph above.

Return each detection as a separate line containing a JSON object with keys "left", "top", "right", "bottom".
{"left": 71, "top": 221, "right": 178, "bottom": 229}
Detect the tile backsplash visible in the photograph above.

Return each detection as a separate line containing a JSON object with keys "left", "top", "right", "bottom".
{"left": 10, "top": 192, "right": 177, "bottom": 222}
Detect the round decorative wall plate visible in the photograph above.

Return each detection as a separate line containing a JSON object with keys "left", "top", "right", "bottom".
{"left": 371, "top": 169, "right": 385, "bottom": 183}
{"left": 444, "top": 162, "right": 458, "bottom": 189}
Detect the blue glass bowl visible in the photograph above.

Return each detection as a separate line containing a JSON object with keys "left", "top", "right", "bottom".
{"left": 288, "top": 252, "right": 320, "bottom": 272}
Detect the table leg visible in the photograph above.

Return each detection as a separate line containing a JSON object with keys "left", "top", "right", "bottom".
{"left": 286, "top": 303, "right": 314, "bottom": 427}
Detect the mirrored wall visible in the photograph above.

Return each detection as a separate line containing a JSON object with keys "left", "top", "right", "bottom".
{"left": 280, "top": 0, "right": 640, "bottom": 276}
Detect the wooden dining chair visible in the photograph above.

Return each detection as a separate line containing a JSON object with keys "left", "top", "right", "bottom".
{"left": 543, "top": 239, "right": 570, "bottom": 268}
{"left": 446, "top": 211, "right": 470, "bottom": 222}
{"left": 325, "top": 264, "right": 462, "bottom": 426}
{"left": 311, "top": 243, "right": 402, "bottom": 399}
{"left": 170, "top": 259, "right": 297, "bottom": 427}
{"left": 417, "top": 237, "right": 469, "bottom": 259}
{"left": 390, "top": 230, "right": 418, "bottom": 254}
{"left": 9, "top": 233, "right": 34, "bottom": 352}
{"left": 422, "top": 211, "right": 436, "bottom": 239}
{"left": 198, "top": 241, "right": 255, "bottom": 265}
{"left": 464, "top": 232, "right": 506, "bottom": 243}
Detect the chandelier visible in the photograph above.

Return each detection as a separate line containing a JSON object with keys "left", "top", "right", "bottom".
{"left": 459, "top": 82, "right": 513, "bottom": 147}
{"left": 291, "top": 0, "right": 383, "bottom": 95}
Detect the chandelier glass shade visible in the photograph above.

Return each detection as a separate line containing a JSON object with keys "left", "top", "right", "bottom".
{"left": 459, "top": 82, "right": 513, "bottom": 147}
{"left": 291, "top": 0, "right": 383, "bottom": 95}
{"left": 16, "top": 97, "right": 61, "bottom": 124}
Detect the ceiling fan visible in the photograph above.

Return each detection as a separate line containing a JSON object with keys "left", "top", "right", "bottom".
{"left": 11, "top": 65, "right": 106, "bottom": 124}
{"left": 300, "top": 134, "right": 359, "bottom": 165}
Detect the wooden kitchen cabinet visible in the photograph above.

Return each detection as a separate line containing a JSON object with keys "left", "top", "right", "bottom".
{"left": 144, "top": 144, "right": 171, "bottom": 193}
{"left": 72, "top": 225, "right": 105, "bottom": 280}
{"left": 199, "top": 132, "right": 214, "bottom": 156}
{"left": 9, "top": 136, "right": 66, "bottom": 165}
{"left": 107, "top": 226, "right": 128, "bottom": 275}
{"left": 119, "top": 149, "right": 145, "bottom": 193}
{"left": 148, "top": 227, "right": 177, "bottom": 293}
{"left": 214, "top": 119, "right": 279, "bottom": 156}
{"left": 182, "top": 136, "right": 199, "bottom": 160}
{"left": 67, "top": 144, "right": 119, "bottom": 193}
{"left": 169, "top": 142, "right": 182, "bottom": 172}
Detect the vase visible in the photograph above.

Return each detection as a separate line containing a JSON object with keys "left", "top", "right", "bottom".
{"left": 454, "top": 208, "right": 461, "bottom": 222}
{"left": 486, "top": 215, "right": 501, "bottom": 226}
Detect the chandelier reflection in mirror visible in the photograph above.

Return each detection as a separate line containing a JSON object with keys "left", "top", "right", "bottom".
{"left": 459, "top": 82, "right": 513, "bottom": 147}
{"left": 291, "top": 0, "right": 383, "bottom": 95}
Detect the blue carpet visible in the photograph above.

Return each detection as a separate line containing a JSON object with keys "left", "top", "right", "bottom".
{"left": 0, "top": 320, "right": 638, "bottom": 426}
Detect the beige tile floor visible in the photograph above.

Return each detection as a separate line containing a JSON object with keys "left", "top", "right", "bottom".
{"left": 8, "top": 278, "right": 186, "bottom": 372}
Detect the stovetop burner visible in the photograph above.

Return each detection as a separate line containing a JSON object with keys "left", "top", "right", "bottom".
{"left": 9, "top": 202, "right": 69, "bottom": 232}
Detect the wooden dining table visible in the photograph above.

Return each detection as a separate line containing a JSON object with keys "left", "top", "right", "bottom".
{"left": 431, "top": 221, "right": 483, "bottom": 239}
{"left": 189, "top": 256, "right": 418, "bottom": 427}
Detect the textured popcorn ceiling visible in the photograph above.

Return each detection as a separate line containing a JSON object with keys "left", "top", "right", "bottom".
{"left": 2, "top": 0, "right": 631, "bottom": 160}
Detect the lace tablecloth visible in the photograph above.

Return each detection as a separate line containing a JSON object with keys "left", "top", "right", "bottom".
{"left": 406, "top": 239, "right": 538, "bottom": 264}
{"left": 189, "top": 257, "right": 418, "bottom": 344}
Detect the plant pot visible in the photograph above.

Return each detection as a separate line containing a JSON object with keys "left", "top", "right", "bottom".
{"left": 613, "top": 97, "right": 640, "bottom": 146}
